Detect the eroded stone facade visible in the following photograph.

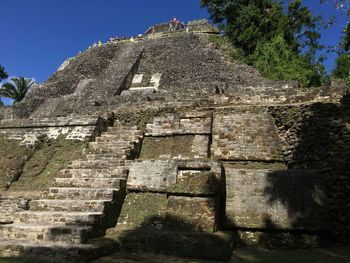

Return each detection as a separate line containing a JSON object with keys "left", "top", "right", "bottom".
{"left": 0, "top": 19, "right": 349, "bottom": 262}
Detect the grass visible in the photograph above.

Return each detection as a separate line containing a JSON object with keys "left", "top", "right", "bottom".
{"left": 91, "top": 246, "right": 350, "bottom": 263}
{"left": 8, "top": 136, "right": 87, "bottom": 191}
{"left": 0, "top": 259, "right": 43, "bottom": 263}
{"left": 2, "top": 246, "right": 350, "bottom": 263}
{"left": 233, "top": 246, "right": 350, "bottom": 263}
{"left": 0, "top": 134, "right": 34, "bottom": 190}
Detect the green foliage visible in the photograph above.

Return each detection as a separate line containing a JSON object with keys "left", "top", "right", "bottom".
{"left": 0, "top": 65, "right": 8, "bottom": 81}
{"left": 201, "top": 0, "right": 322, "bottom": 56}
{"left": 0, "top": 77, "right": 34, "bottom": 103}
{"left": 201, "top": 0, "right": 327, "bottom": 86}
{"left": 333, "top": 53, "right": 350, "bottom": 87}
{"left": 341, "top": 22, "right": 350, "bottom": 53}
{"left": 252, "top": 35, "right": 327, "bottom": 87}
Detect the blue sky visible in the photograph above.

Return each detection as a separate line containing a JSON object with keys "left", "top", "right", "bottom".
{"left": 0, "top": 0, "right": 348, "bottom": 104}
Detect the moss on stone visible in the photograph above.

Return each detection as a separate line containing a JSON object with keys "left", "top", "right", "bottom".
{"left": 167, "top": 172, "right": 221, "bottom": 195}
{"left": 224, "top": 162, "right": 287, "bottom": 170}
{"left": 0, "top": 134, "right": 34, "bottom": 191}
{"left": 139, "top": 136, "right": 196, "bottom": 159}
{"left": 106, "top": 193, "right": 168, "bottom": 235}
{"left": 8, "top": 136, "right": 88, "bottom": 192}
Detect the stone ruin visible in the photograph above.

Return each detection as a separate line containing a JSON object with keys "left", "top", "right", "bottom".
{"left": 0, "top": 19, "right": 350, "bottom": 262}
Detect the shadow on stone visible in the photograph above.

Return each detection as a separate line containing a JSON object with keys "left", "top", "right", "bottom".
{"left": 261, "top": 93, "right": 350, "bottom": 245}
{"left": 116, "top": 214, "right": 235, "bottom": 261}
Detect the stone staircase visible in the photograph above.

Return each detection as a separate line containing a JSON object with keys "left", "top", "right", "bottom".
{"left": 84, "top": 42, "right": 144, "bottom": 101}
{"left": 0, "top": 124, "right": 144, "bottom": 262}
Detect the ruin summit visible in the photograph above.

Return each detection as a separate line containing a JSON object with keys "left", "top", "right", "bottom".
{"left": 0, "top": 19, "right": 349, "bottom": 262}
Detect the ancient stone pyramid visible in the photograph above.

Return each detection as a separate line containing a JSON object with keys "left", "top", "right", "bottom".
{"left": 0, "top": 19, "right": 349, "bottom": 262}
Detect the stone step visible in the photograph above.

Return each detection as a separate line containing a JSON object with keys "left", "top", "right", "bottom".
{"left": 68, "top": 160, "right": 132, "bottom": 169}
{"left": 88, "top": 146, "right": 131, "bottom": 155}
{"left": 86, "top": 153, "right": 127, "bottom": 161}
{"left": 95, "top": 137, "right": 141, "bottom": 144}
{"left": 100, "top": 131, "right": 143, "bottom": 138}
{"left": 49, "top": 187, "right": 120, "bottom": 200}
{"left": 0, "top": 224, "right": 92, "bottom": 245}
{"left": 0, "top": 237, "right": 118, "bottom": 262}
{"left": 60, "top": 168, "right": 128, "bottom": 179}
{"left": 54, "top": 177, "right": 125, "bottom": 188}
{"left": 14, "top": 211, "right": 103, "bottom": 226}
{"left": 90, "top": 141, "right": 136, "bottom": 148}
{"left": 30, "top": 199, "right": 110, "bottom": 212}
{"left": 107, "top": 126, "right": 139, "bottom": 132}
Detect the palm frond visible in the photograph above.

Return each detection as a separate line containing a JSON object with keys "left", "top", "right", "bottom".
{"left": 0, "top": 77, "right": 34, "bottom": 103}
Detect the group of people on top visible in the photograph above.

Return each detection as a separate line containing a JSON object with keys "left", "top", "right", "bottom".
{"left": 169, "top": 17, "right": 186, "bottom": 31}
{"left": 86, "top": 17, "right": 186, "bottom": 52}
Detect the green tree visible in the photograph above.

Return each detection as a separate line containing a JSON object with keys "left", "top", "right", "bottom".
{"left": 201, "top": 0, "right": 326, "bottom": 86}
{"left": 0, "top": 77, "right": 34, "bottom": 103}
{"left": 342, "top": 22, "right": 350, "bottom": 52}
{"left": 0, "top": 65, "right": 8, "bottom": 81}
{"left": 333, "top": 54, "right": 350, "bottom": 86}
{"left": 252, "top": 34, "right": 326, "bottom": 86}
{"left": 323, "top": 1, "right": 350, "bottom": 85}
{"left": 201, "top": 0, "right": 322, "bottom": 56}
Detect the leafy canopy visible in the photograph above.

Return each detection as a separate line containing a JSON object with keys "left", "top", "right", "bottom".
{"left": 201, "top": 0, "right": 326, "bottom": 86}
{"left": 201, "top": 0, "right": 322, "bottom": 56}
{"left": 0, "top": 77, "right": 34, "bottom": 103}
{"left": 252, "top": 34, "right": 326, "bottom": 87}
{"left": 333, "top": 54, "right": 350, "bottom": 86}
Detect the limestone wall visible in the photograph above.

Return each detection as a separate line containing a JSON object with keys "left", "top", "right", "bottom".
{"left": 225, "top": 168, "right": 329, "bottom": 231}
{"left": 0, "top": 192, "right": 41, "bottom": 224}
{"left": 0, "top": 116, "right": 108, "bottom": 146}
{"left": 109, "top": 160, "right": 223, "bottom": 236}
{"left": 145, "top": 112, "right": 211, "bottom": 136}
{"left": 212, "top": 109, "right": 282, "bottom": 161}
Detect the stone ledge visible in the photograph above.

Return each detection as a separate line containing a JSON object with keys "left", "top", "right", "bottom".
{"left": 0, "top": 116, "right": 101, "bottom": 129}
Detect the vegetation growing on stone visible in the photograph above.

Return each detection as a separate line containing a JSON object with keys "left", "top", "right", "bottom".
{"left": 140, "top": 136, "right": 200, "bottom": 159}
{"left": 9, "top": 136, "right": 87, "bottom": 191}
{"left": 0, "top": 134, "right": 34, "bottom": 190}
{"left": 0, "top": 134, "right": 88, "bottom": 192}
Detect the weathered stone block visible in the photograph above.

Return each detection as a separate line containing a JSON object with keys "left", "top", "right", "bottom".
{"left": 139, "top": 135, "right": 209, "bottom": 160}
{"left": 168, "top": 170, "right": 221, "bottom": 195}
{"left": 166, "top": 196, "right": 217, "bottom": 232}
{"left": 225, "top": 168, "right": 330, "bottom": 230}
{"left": 145, "top": 112, "right": 212, "bottom": 136}
{"left": 127, "top": 160, "right": 177, "bottom": 191}
{"left": 107, "top": 192, "right": 168, "bottom": 234}
{"left": 212, "top": 110, "right": 282, "bottom": 161}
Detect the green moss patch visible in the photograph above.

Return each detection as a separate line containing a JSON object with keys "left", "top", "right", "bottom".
{"left": 168, "top": 172, "right": 221, "bottom": 195}
{"left": 106, "top": 193, "right": 168, "bottom": 235}
{"left": 8, "top": 136, "right": 87, "bottom": 192}
{"left": 92, "top": 245, "right": 350, "bottom": 263}
{"left": 140, "top": 136, "right": 197, "bottom": 159}
{"left": 224, "top": 162, "right": 287, "bottom": 170}
{"left": 0, "top": 134, "right": 34, "bottom": 191}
